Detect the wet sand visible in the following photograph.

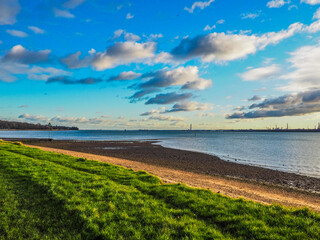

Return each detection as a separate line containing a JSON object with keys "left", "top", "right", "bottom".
{"left": 10, "top": 139, "right": 320, "bottom": 211}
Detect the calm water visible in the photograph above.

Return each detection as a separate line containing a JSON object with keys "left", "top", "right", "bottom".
{"left": 1, "top": 130, "right": 320, "bottom": 178}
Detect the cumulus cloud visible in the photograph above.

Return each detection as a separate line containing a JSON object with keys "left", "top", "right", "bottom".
{"left": 240, "top": 64, "right": 281, "bottom": 81}
{"left": 6, "top": 29, "right": 27, "bottom": 38}
{"left": 139, "top": 66, "right": 211, "bottom": 91}
{"left": 169, "top": 21, "right": 318, "bottom": 63}
{"left": 63, "top": 41, "right": 156, "bottom": 70}
{"left": 2, "top": 45, "right": 50, "bottom": 64}
{"left": 61, "top": 51, "right": 90, "bottom": 69}
{"left": 184, "top": 0, "right": 215, "bottom": 13}
{"left": 267, "top": 0, "right": 290, "bottom": 8}
{"left": 226, "top": 90, "right": 320, "bottom": 119}
{"left": 19, "top": 113, "right": 48, "bottom": 122}
{"left": 301, "top": 0, "right": 320, "bottom": 5}
{"left": 93, "top": 41, "right": 155, "bottom": 70}
{"left": 111, "top": 29, "right": 141, "bottom": 41}
{"left": 28, "top": 26, "right": 45, "bottom": 34}
{"left": 313, "top": 7, "right": 320, "bottom": 19}
{"left": 53, "top": 8, "right": 75, "bottom": 18}
{"left": 248, "top": 95, "right": 262, "bottom": 101}
{"left": 47, "top": 76, "right": 102, "bottom": 85}
{"left": 124, "top": 32, "right": 141, "bottom": 41}
{"left": 108, "top": 71, "right": 141, "bottom": 81}
{"left": 165, "top": 101, "right": 212, "bottom": 113}
{"left": 0, "top": 0, "right": 20, "bottom": 25}
{"left": 145, "top": 92, "right": 193, "bottom": 105}
{"left": 279, "top": 43, "right": 320, "bottom": 91}
{"left": 129, "top": 66, "right": 211, "bottom": 103}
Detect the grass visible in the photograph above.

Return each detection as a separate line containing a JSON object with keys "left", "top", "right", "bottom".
{"left": 0, "top": 141, "right": 319, "bottom": 239}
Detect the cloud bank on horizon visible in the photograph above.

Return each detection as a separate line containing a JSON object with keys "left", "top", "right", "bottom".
{"left": 1, "top": 0, "right": 320, "bottom": 129}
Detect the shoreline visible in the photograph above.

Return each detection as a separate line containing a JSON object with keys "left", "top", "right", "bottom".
{"left": 22, "top": 141, "right": 320, "bottom": 212}
{"left": 14, "top": 138, "right": 320, "bottom": 194}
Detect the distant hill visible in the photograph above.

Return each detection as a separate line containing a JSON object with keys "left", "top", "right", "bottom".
{"left": 0, "top": 120, "right": 79, "bottom": 130}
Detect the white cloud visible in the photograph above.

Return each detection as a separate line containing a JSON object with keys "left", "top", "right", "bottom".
{"left": 227, "top": 90, "right": 320, "bottom": 119}
{"left": 165, "top": 101, "right": 212, "bottom": 112}
{"left": 88, "top": 48, "right": 96, "bottom": 55}
{"left": 139, "top": 66, "right": 212, "bottom": 91}
{"left": 0, "top": 62, "right": 70, "bottom": 82}
{"left": 279, "top": 43, "right": 320, "bottom": 91}
{"left": 216, "top": 19, "right": 225, "bottom": 24}
{"left": 149, "top": 115, "right": 185, "bottom": 122}
{"left": 50, "top": 116, "right": 111, "bottom": 125}
{"left": 126, "top": 13, "right": 134, "bottom": 19}
{"left": 301, "top": 0, "right": 320, "bottom": 5}
{"left": 2, "top": 45, "right": 50, "bottom": 64}
{"left": 313, "top": 7, "right": 320, "bottom": 19}
{"left": 241, "top": 12, "right": 260, "bottom": 19}
{"left": 140, "top": 108, "right": 165, "bottom": 116}
{"left": 204, "top": 24, "right": 216, "bottom": 31}
{"left": 124, "top": 32, "right": 141, "bottom": 41}
{"left": 288, "top": 5, "right": 298, "bottom": 10}
{"left": 63, "top": 41, "right": 156, "bottom": 70}
{"left": 27, "top": 66, "right": 71, "bottom": 81}
{"left": 0, "top": 0, "right": 20, "bottom": 25}
{"left": 61, "top": 51, "right": 90, "bottom": 69}
{"left": 6, "top": 29, "right": 28, "bottom": 38}
{"left": 111, "top": 29, "right": 125, "bottom": 40}
{"left": 62, "top": 0, "right": 86, "bottom": 9}
{"left": 170, "top": 21, "right": 319, "bottom": 63}
{"left": 184, "top": 0, "right": 215, "bottom": 13}
{"left": 149, "top": 33, "right": 164, "bottom": 39}
{"left": 19, "top": 113, "right": 48, "bottom": 122}
{"left": 92, "top": 41, "right": 156, "bottom": 70}
{"left": 28, "top": 26, "right": 45, "bottom": 34}
{"left": 240, "top": 64, "right": 281, "bottom": 81}
{"left": 53, "top": 8, "right": 75, "bottom": 18}
{"left": 267, "top": 0, "right": 290, "bottom": 8}
{"left": 111, "top": 29, "right": 140, "bottom": 41}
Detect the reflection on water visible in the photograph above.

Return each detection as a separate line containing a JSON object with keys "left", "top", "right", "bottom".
{"left": 1, "top": 130, "right": 320, "bottom": 178}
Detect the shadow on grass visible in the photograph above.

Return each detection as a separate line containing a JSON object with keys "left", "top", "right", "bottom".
{"left": 0, "top": 164, "right": 104, "bottom": 240}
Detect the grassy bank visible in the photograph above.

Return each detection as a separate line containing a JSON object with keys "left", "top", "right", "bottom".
{"left": 0, "top": 141, "right": 319, "bottom": 239}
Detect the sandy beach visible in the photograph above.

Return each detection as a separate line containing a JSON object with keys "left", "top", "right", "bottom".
{"left": 16, "top": 139, "right": 320, "bottom": 212}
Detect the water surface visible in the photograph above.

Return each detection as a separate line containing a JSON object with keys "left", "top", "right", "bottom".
{"left": 1, "top": 130, "right": 319, "bottom": 178}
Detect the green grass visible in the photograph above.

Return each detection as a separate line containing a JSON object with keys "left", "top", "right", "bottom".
{"left": 0, "top": 141, "right": 319, "bottom": 239}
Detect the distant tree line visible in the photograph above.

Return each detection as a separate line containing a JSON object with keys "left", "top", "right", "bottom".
{"left": 0, "top": 120, "right": 79, "bottom": 130}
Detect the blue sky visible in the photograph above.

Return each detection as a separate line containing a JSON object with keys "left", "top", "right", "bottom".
{"left": 1, "top": 0, "right": 320, "bottom": 129}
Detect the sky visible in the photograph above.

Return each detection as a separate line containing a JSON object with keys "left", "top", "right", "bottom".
{"left": 1, "top": 0, "right": 320, "bottom": 130}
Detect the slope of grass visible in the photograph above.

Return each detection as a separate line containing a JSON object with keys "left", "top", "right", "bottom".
{"left": 0, "top": 140, "right": 319, "bottom": 239}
